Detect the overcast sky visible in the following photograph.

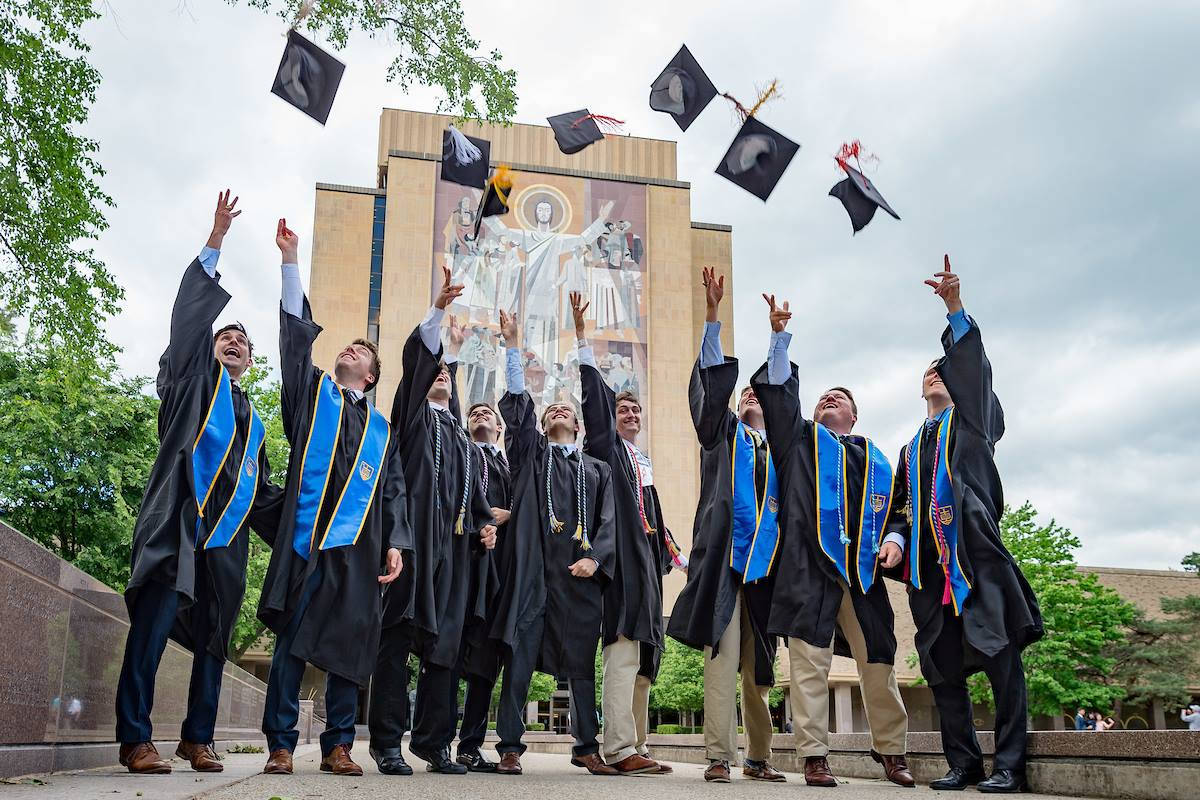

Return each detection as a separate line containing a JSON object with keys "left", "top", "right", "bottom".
{"left": 81, "top": 0, "right": 1199, "bottom": 569}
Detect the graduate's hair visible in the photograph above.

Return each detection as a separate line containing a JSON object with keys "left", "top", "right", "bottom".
{"left": 823, "top": 386, "right": 858, "bottom": 417}
{"left": 540, "top": 401, "right": 580, "bottom": 439}
{"left": 467, "top": 402, "right": 497, "bottom": 418}
{"left": 614, "top": 390, "right": 641, "bottom": 410}
{"left": 352, "top": 338, "right": 381, "bottom": 389}
{"left": 214, "top": 322, "right": 253, "bottom": 356}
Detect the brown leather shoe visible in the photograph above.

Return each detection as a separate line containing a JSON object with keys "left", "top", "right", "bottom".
{"left": 609, "top": 753, "right": 659, "bottom": 775}
{"left": 571, "top": 752, "right": 619, "bottom": 775}
{"left": 804, "top": 755, "right": 838, "bottom": 787}
{"left": 704, "top": 760, "right": 731, "bottom": 782}
{"left": 175, "top": 740, "right": 223, "bottom": 772}
{"left": 871, "top": 750, "right": 915, "bottom": 787}
{"left": 119, "top": 742, "right": 171, "bottom": 774}
{"left": 496, "top": 751, "right": 522, "bottom": 775}
{"left": 320, "top": 743, "right": 363, "bottom": 776}
{"left": 263, "top": 748, "right": 294, "bottom": 775}
{"left": 744, "top": 759, "right": 787, "bottom": 782}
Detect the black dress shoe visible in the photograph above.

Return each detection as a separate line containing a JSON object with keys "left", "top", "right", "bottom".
{"left": 457, "top": 749, "right": 497, "bottom": 773}
{"left": 370, "top": 746, "right": 414, "bottom": 776}
{"left": 977, "top": 769, "right": 1029, "bottom": 793}
{"left": 930, "top": 765, "right": 986, "bottom": 790}
{"left": 411, "top": 744, "right": 468, "bottom": 774}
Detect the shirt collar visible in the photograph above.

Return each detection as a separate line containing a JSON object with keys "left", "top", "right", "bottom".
{"left": 428, "top": 399, "right": 450, "bottom": 413}
{"left": 550, "top": 442, "right": 578, "bottom": 454}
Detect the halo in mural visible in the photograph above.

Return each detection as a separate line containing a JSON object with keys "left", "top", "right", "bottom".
{"left": 512, "top": 183, "right": 573, "bottom": 233}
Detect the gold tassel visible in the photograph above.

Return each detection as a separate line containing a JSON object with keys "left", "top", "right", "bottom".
{"left": 573, "top": 523, "right": 583, "bottom": 542}
{"left": 580, "top": 536, "right": 592, "bottom": 552}
{"left": 455, "top": 511, "right": 465, "bottom": 536}
{"left": 549, "top": 514, "right": 564, "bottom": 533}
{"left": 746, "top": 79, "right": 781, "bottom": 118}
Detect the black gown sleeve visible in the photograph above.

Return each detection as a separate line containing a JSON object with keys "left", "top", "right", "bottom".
{"left": 469, "top": 451, "right": 494, "bottom": 544}
{"left": 580, "top": 362, "right": 618, "bottom": 462}
{"left": 157, "top": 259, "right": 231, "bottom": 392}
{"left": 690, "top": 357, "right": 740, "bottom": 450}
{"left": 882, "top": 444, "right": 911, "bottom": 575}
{"left": 279, "top": 298, "right": 324, "bottom": 445}
{"left": 749, "top": 361, "right": 808, "bottom": 472}
{"left": 391, "top": 321, "right": 445, "bottom": 440}
{"left": 937, "top": 319, "right": 1005, "bottom": 444}
{"left": 499, "top": 390, "right": 545, "bottom": 474}
{"left": 382, "top": 436, "right": 412, "bottom": 556}
{"left": 247, "top": 441, "right": 284, "bottom": 547}
{"left": 588, "top": 462, "right": 617, "bottom": 584}
{"left": 447, "top": 359, "right": 463, "bottom": 424}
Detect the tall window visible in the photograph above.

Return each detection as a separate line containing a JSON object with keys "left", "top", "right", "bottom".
{"left": 367, "top": 195, "right": 385, "bottom": 344}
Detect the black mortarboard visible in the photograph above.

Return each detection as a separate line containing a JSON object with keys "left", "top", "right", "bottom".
{"left": 547, "top": 110, "right": 605, "bottom": 155}
{"left": 440, "top": 125, "right": 491, "bottom": 189}
{"left": 271, "top": 30, "right": 345, "bottom": 125}
{"left": 714, "top": 116, "right": 800, "bottom": 201}
{"left": 472, "top": 166, "right": 513, "bottom": 240}
{"left": 829, "top": 162, "right": 901, "bottom": 233}
{"left": 648, "top": 44, "right": 718, "bottom": 131}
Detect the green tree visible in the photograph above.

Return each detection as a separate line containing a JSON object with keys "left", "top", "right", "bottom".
{"left": 649, "top": 639, "right": 705, "bottom": 714}
{"left": 0, "top": 338, "right": 158, "bottom": 588}
{"left": 229, "top": 357, "right": 290, "bottom": 659}
{"left": 238, "top": 0, "right": 518, "bottom": 122}
{"left": 1104, "top": 594, "right": 1200, "bottom": 711}
{"left": 1182, "top": 552, "right": 1200, "bottom": 574}
{"left": 969, "top": 502, "right": 1133, "bottom": 716}
{"left": 0, "top": 0, "right": 120, "bottom": 352}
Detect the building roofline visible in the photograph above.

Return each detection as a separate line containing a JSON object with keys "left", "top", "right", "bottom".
{"left": 378, "top": 106, "right": 680, "bottom": 148}
{"left": 385, "top": 149, "right": 691, "bottom": 190}
{"left": 691, "top": 221, "right": 733, "bottom": 232}
{"left": 315, "top": 182, "right": 386, "bottom": 197}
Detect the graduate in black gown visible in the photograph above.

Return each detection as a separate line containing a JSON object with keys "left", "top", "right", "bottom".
{"left": 447, "top": 317, "right": 511, "bottom": 773}
{"left": 884, "top": 261, "right": 1042, "bottom": 794}
{"left": 368, "top": 266, "right": 496, "bottom": 776}
{"left": 666, "top": 268, "right": 784, "bottom": 783}
{"left": 116, "top": 192, "right": 284, "bottom": 775}
{"left": 257, "top": 220, "right": 411, "bottom": 778}
{"left": 750, "top": 293, "right": 913, "bottom": 788}
{"left": 571, "top": 292, "right": 686, "bottom": 775}
{"left": 488, "top": 309, "right": 618, "bottom": 776}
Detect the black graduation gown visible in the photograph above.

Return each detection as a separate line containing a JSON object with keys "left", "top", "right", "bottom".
{"left": 491, "top": 390, "right": 616, "bottom": 679}
{"left": 256, "top": 299, "right": 411, "bottom": 687}
{"left": 382, "top": 326, "right": 493, "bottom": 669}
{"left": 749, "top": 362, "right": 898, "bottom": 664}
{"left": 579, "top": 363, "right": 669, "bottom": 674}
{"left": 126, "top": 258, "right": 283, "bottom": 661}
{"left": 666, "top": 358, "right": 777, "bottom": 686}
{"left": 885, "top": 321, "right": 1043, "bottom": 685}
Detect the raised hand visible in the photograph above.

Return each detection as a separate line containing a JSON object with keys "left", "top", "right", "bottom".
{"left": 762, "top": 293, "right": 792, "bottom": 333}
{"left": 434, "top": 264, "right": 465, "bottom": 310}
{"left": 206, "top": 189, "right": 242, "bottom": 249}
{"left": 499, "top": 308, "right": 520, "bottom": 345}
{"left": 569, "top": 290, "right": 589, "bottom": 338}
{"left": 447, "top": 314, "right": 466, "bottom": 355}
{"left": 379, "top": 548, "right": 404, "bottom": 584}
{"left": 923, "top": 254, "right": 963, "bottom": 314}
{"left": 275, "top": 218, "right": 299, "bottom": 264}
{"left": 702, "top": 266, "right": 724, "bottom": 322}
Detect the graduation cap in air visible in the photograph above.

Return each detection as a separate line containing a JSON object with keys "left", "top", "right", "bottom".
{"left": 472, "top": 165, "right": 513, "bottom": 240}
{"left": 648, "top": 44, "right": 718, "bottom": 131}
{"left": 547, "top": 110, "right": 624, "bottom": 155}
{"left": 440, "top": 124, "right": 491, "bottom": 189}
{"left": 271, "top": 29, "right": 345, "bottom": 125}
{"left": 715, "top": 115, "right": 800, "bottom": 202}
{"left": 828, "top": 142, "right": 900, "bottom": 233}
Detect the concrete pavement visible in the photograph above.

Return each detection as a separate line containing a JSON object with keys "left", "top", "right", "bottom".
{"left": 3, "top": 745, "right": 1101, "bottom": 800}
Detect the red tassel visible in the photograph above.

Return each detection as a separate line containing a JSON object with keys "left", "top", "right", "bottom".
{"left": 572, "top": 114, "right": 625, "bottom": 134}
{"left": 941, "top": 574, "right": 953, "bottom": 606}
{"left": 834, "top": 140, "right": 881, "bottom": 176}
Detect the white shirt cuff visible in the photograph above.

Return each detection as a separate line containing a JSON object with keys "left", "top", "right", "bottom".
{"left": 882, "top": 532, "right": 906, "bottom": 552}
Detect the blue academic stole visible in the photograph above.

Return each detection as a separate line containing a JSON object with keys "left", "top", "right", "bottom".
{"left": 291, "top": 373, "right": 391, "bottom": 560}
{"left": 728, "top": 422, "right": 780, "bottom": 583}
{"left": 813, "top": 423, "right": 894, "bottom": 592}
{"left": 192, "top": 363, "right": 266, "bottom": 549}
{"left": 905, "top": 407, "right": 971, "bottom": 614}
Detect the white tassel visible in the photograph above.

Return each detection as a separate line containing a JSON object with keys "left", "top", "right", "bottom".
{"left": 447, "top": 123, "right": 482, "bottom": 165}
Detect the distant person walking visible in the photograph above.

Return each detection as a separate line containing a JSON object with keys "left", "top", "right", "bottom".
{"left": 1182, "top": 705, "right": 1200, "bottom": 731}
{"left": 1073, "top": 708, "right": 1089, "bottom": 731}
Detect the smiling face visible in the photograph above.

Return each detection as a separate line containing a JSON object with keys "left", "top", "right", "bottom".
{"left": 813, "top": 387, "right": 857, "bottom": 434}
{"left": 427, "top": 363, "right": 452, "bottom": 402}
{"left": 737, "top": 386, "right": 764, "bottom": 428}
{"left": 615, "top": 395, "right": 642, "bottom": 441}
{"left": 922, "top": 361, "right": 950, "bottom": 408}
{"left": 214, "top": 327, "right": 252, "bottom": 379}
{"left": 540, "top": 401, "right": 579, "bottom": 440}
{"left": 333, "top": 340, "right": 378, "bottom": 391}
{"left": 468, "top": 403, "right": 498, "bottom": 442}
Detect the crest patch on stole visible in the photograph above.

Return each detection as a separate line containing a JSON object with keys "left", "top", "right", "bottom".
{"left": 870, "top": 494, "right": 886, "bottom": 513}
{"left": 768, "top": 497, "right": 778, "bottom": 513}
{"left": 244, "top": 459, "right": 257, "bottom": 478}
{"left": 938, "top": 506, "right": 954, "bottom": 526}
{"left": 359, "top": 461, "right": 374, "bottom": 481}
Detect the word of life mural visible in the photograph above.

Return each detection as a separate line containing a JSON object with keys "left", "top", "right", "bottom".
{"left": 432, "top": 171, "right": 650, "bottom": 436}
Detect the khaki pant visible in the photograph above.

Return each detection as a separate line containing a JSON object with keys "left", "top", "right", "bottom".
{"left": 601, "top": 636, "right": 646, "bottom": 763}
{"left": 703, "top": 589, "right": 773, "bottom": 762}
{"left": 788, "top": 585, "right": 908, "bottom": 757}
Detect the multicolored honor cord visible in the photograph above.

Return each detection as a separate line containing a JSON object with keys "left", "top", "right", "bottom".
{"left": 623, "top": 440, "right": 655, "bottom": 534}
